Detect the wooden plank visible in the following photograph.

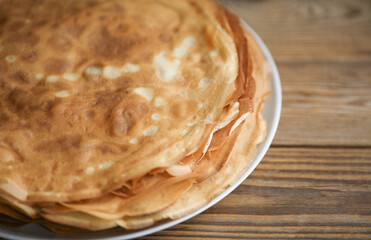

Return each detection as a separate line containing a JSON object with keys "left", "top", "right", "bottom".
{"left": 273, "top": 61, "right": 371, "bottom": 146}
{"left": 222, "top": 0, "right": 371, "bottom": 61}
{"left": 140, "top": 147, "right": 371, "bottom": 239}
{"left": 140, "top": 217, "right": 371, "bottom": 240}
{"left": 225, "top": 0, "right": 371, "bottom": 146}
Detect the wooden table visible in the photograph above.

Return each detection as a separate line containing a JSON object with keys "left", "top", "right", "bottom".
{"left": 140, "top": 1, "right": 371, "bottom": 239}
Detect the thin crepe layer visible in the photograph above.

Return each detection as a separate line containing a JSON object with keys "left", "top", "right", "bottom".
{"left": 0, "top": 25, "right": 270, "bottom": 233}
{"left": 0, "top": 0, "right": 271, "bottom": 233}
{"left": 27, "top": 28, "right": 269, "bottom": 231}
{"left": 0, "top": 0, "right": 238, "bottom": 202}
{"left": 118, "top": 30, "right": 270, "bottom": 230}
{"left": 36, "top": 3, "right": 255, "bottom": 220}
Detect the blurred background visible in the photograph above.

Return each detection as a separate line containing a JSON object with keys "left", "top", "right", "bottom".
{"left": 143, "top": 1, "right": 371, "bottom": 239}
{"left": 223, "top": 0, "right": 371, "bottom": 146}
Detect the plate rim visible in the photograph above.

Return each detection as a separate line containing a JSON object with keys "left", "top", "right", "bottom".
{"left": 0, "top": 19, "right": 282, "bottom": 240}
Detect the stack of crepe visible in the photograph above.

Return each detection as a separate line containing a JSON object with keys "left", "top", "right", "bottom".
{"left": 0, "top": 0, "right": 270, "bottom": 232}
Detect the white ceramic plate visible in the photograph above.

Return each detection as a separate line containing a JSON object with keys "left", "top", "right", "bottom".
{"left": 0, "top": 20, "right": 281, "bottom": 240}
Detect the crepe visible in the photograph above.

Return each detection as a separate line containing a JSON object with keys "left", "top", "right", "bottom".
{"left": 0, "top": 0, "right": 270, "bottom": 232}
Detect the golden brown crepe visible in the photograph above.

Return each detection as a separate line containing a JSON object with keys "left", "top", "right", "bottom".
{"left": 0, "top": 0, "right": 270, "bottom": 232}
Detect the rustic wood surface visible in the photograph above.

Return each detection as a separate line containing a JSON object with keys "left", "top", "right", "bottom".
{"left": 140, "top": 0, "right": 371, "bottom": 239}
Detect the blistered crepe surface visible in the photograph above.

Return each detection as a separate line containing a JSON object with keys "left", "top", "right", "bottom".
{"left": 6, "top": 30, "right": 271, "bottom": 232}
{"left": 0, "top": 0, "right": 238, "bottom": 201}
{"left": 34, "top": 5, "right": 258, "bottom": 222}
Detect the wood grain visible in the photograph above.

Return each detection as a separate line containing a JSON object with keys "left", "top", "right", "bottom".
{"left": 140, "top": 148, "right": 371, "bottom": 240}
{"left": 227, "top": 0, "right": 371, "bottom": 146}
{"left": 222, "top": 0, "right": 371, "bottom": 61}
{"left": 274, "top": 60, "right": 371, "bottom": 146}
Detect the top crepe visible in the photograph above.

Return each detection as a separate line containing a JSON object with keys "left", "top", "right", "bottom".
{"left": 0, "top": 0, "right": 239, "bottom": 202}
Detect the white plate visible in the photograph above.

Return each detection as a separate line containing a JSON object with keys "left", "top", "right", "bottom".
{"left": 0, "top": 20, "right": 281, "bottom": 240}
